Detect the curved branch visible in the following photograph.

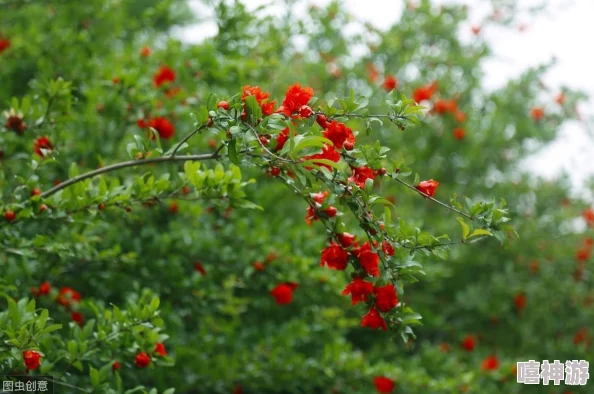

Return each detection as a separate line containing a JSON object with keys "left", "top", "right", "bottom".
{"left": 40, "top": 153, "right": 221, "bottom": 198}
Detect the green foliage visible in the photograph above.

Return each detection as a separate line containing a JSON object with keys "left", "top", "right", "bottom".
{"left": 0, "top": 1, "right": 591, "bottom": 394}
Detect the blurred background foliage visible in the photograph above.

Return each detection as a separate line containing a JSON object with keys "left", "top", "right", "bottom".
{"left": 0, "top": 0, "right": 592, "bottom": 393}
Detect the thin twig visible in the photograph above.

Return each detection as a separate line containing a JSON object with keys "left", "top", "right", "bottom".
{"left": 170, "top": 125, "right": 206, "bottom": 156}
{"left": 392, "top": 177, "right": 474, "bottom": 220}
{"left": 40, "top": 154, "right": 221, "bottom": 198}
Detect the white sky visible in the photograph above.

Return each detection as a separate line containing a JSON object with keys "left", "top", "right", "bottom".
{"left": 178, "top": 0, "right": 594, "bottom": 190}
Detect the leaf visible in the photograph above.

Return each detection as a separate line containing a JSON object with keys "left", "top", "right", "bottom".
{"left": 90, "top": 366, "right": 100, "bottom": 387}
{"left": 468, "top": 229, "right": 493, "bottom": 238}
{"left": 228, "top": 139, "right": 239, "bottom": 165}
{"left": 457, "top": 217, "right": 470, "bottom": 240}
{"left": 301, "top": 159, "right": 342, "bottom": 171}
{"left": 293, "top": 136, "right": 333, "bottom": 154}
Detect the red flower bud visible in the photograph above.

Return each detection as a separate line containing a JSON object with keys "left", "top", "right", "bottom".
{"left": 217, "top": 101, "right": 230, "bottom": 110}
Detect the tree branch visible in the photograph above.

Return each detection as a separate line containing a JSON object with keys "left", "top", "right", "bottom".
{"left": 40, "top": 154, "right": 221, "bottom": 198}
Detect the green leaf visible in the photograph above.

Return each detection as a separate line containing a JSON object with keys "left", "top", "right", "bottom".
{"left": 457, "top": 217, "right": 470, "bottom": 240}
{"left": 293, "top": 136, "right": 333, "bottom": 155}
{"left": 90, "top": 366, "right": 100, "bottom": 387}
{"left": 468, "top": 229, "right": 493, "bottom": 238}
{"left": 228, "top": 139, "right": 239, "bottom": 165}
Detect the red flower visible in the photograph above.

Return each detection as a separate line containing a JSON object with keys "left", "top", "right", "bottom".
{"left": 303, "top": 145, "right": 341, "bottom": 171}
{"left": 153, "top": 66, "right": 176, "bottom": 87}
{"left": 453, "top": 127, "right": 466, "bottom": 140}
{"left": 270, "top": 283, "right": 296, "bottom": 305}
{"left": 311, "top": 191, "right": 329, "bottom": 204}
{"left": 323, "top": 121, "right": 355, "bottom": 149}
{"left": 4, "top": 109, "right": 27, "bottom": 134}
{"left": 416, "top": 179, "right": 439, "bottom": 197}
{"left": 341, "top": 277, "right": 374, "bottom": 305}
{"left": 383, "top": 75, "right": 398, "bottom": 92}
{"left": 576, "top": 248, "right": 590, "bottom": 262}
{"left": 582, "top": 208, "right": 594, "bottom": 226}
{"left": 71, "top": 311, "right": 84, "bottom": 326}
{"left": 34, "top": 136, "right": 53, "bottom": 157}
{"left": 112, "top": 361, "right": 121, "bottom": 371}
{"left": 349, "top": 166, "right": 377, "bottom": 188}
{"left": 140, "top": 46, "right": 152, "bottom": 57}
{"left": 242, "top": 85, "right": 270, "bottom": 105}
{"left": 274, "top": 128, "right": 290, "bottom": 152}
{"left": 281, "top": 83, "right": 314, "bottom": 114}
{"left": 146, "top": 117, "right": 175, "bottom": 139}
{"left": 135, "top": 352, "right": 151, "bottom": 368}
{"left": 382, "top": 241, "right": 395, "bottom": 256}
{"left": 32, "top": 281, "right": 51, "bottom": 297}
{"left": 0, "top": 38, "right": 10, "bottom": 54}
{"left": 299, "top": 105, "right": 313, "bottom": 118}
{"left": 461, "top": 335, "right": 476, "bottom": 351}
{"left": 338, "top": 232, "right": 356, "bottom": 248}
{"left": 320, "top": 242, "right": 349, "bottom": 270}
{"left": 433, "top": 99, "right": 454, "bottom": 114}
{"left": 57, "top": 287, "right": 81, "bottom": 307}
{"left": 23, "top": 350, "right": 42, "bottom": 371}
{"left": 253, "top": 261, "right": 265, "bottom": 271}
{"left": 361, "top": 307, "right": 387, "bottom": 331}
{"left": 194, "top": 262, "right": 207, "bottom": 275}
{"left": 573, "top": 329, "right": 587, "bottom": 344}
{"left": 556, "top": 93, "right": 566, "bottom": 105}
{"left": 316, "top": 114, "right": 329, "bottom": 129}
{"left": 154, "top": 342, "right": 167, "bottom": 356}
{"left": 413, "top": 82, "right": 438, "bottom": 103}
{"left": 454, "top": 110, "right": 467, "bottom": 123}
{"left": 373, "top": 284, "right": 398, "bottom": 312}
{"left": 261, "top": 100, "right": 277, "bottom": 116}
{"left": 481, "top": 355, "right": 499, "bottom": 371}
{"left": 374, "top": 376, "right": 395, "bottom": 393}
{"left": 531, "top": 107, "right": 544, "bottom": 121}
{"left": 366, "top": 63, "right": 380, "bottom": 83}
{"left": 471, "top": 25, "right": 481, "bottom": 35}
{"left": 354, "top": 242, "right": 380, "bottom": 277}
{"left": 514, "top": 293, "right": 526, "bottom": 310}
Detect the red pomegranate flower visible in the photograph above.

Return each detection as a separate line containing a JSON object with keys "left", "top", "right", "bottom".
{"left": 33, "top": 136, "right": 53, "bottom": 157}
{"left": 342, "top": 277, "right": 374, "bottom": 305}
{"left": 32, "top": 281, "right": 51, "bottom": 297}
{"left": 261, "top": 100, "right": 277, "bottom": 116}
{"left": 23, "top": 350, "right": 42, "bottom": 371}
{"left": 461, "top": 335, "right": 476, "bottom": 351}
{"left": 374, "top": 376, "right": 395, "bottom": 393}
{"left": 154, "top": 342, "right": 167, "bottom": 356}
{"left": 140, "top": 46, "right": 152, "bottom": 57}
{"left": 146, "top": 117, "right": 175, "bottom": 139}
{"left": 530, "top": 107, "right": 544, "bottom": 121}
{"left": 0, "top": 38, "right": 10, "bottom": 54}
{"left": 4, "top": 108, "right": 27, "bottom": 134}
{"left": 242, "top": 85, "right": 270, "bottom": 105}
{"left": 270, "top": 283, "right": 297, "bottom": 305}
{"left": 349, "top": 166, "right": 377, "bottom": 188}
{"left": 278, "top": 83, "right": 314, "bottom": 115}
{"left": 112, "top": 361, "right": 121, "bottom": 371}
{"left": 323, "top": 121, "right": 355, "bottom": 149}
{"left": 416, "top": 179, "right": 439, "bottom": 197}
{"left": 338, "top": 232, "right": 356, "bottom": 248}
{"left": 153, "top": 66, "right": 176, "bottom": 87}
{"left": 274, "top": 128, "right": 290, "bottom": 152}
{"left": 481, "top": 355, "right": 499, "bottom": 371}
{"left": 582, "top": 208, "right": 594, "bottom": 226}
{"left": 514, "top": 293, "right": 526, "bottom": 310}
{"left": 135, "top": 352, "right": 151, "bottom": 368}
{"left": 303, "top": 144, "right": 341, "bottom": 171}
{"left": 252, "top": 261, "right": 265, "bottom": 271}
{"left": 382, "top": 241, "right": 395, "bottom": 256}
{"left": 320, "top": 242, "right": 349, "bottom": 270}
{"left": 361, "top": 307, "right": 387, "bottom": 331}
{"left": 373, "top": 284, "right": 398, "bottom": 312}
{"left": 382, "top": 75, "right": 398, "bottom": 92}
{"left": 413, "top": 82, "right": 438, "bottom": 103}
{"left": 453, "top": 127, "right": 466, "bottom": 140}
{"left": 71, "top": 311, "right": 84, "bottom": 327}
{"left": 576, "top": 248, "right": 590, "bottom": 262}
{"left": 57, "top": 287, "right": 81, "bottom": 308}
{"left": 194, "top": 262, "right": 207, "bottom": 275}
{"left": 354, "top": 241, "right": 380, "bottom": 277}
